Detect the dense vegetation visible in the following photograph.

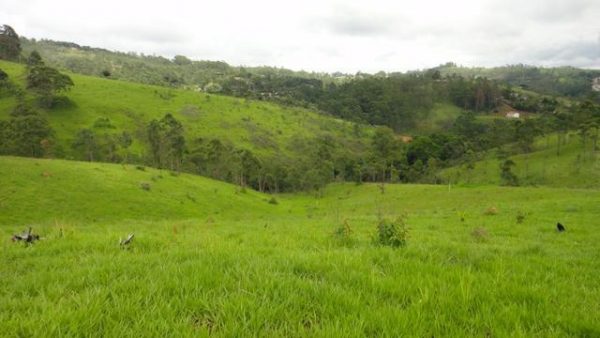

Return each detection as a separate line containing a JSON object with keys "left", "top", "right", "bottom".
{"left": 437, "top": 62, "right": 600, "bottom": 101}
{"left": 2, "top": 26, "right": 599, "bottom": 193}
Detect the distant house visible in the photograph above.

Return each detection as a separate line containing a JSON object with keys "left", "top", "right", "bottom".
{"left": 593, "top": 77, "right": 600, "bottom": 92}
{"left": 506, "top": 111, "right": 520, "bottom": 119}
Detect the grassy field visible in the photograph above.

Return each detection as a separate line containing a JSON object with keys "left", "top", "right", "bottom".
{"left": 1, "top": 156, "right": 600, "bottom": 336}
{"left": 441, "top": 133, "right": 600, "bottom": 189}
{"left": 0, "top": 60, "right": 373, "bottom": 159}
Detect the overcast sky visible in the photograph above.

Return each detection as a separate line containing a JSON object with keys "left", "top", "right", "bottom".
{"left": 1, "top": 0, "right": 599, "bottom": 73}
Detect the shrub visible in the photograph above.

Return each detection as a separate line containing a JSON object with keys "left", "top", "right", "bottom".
{"left": 333, "top": 219, "right": 354, "bottom": 246}
{"left": 516, "top": 211, "right": 526, "bottom": 224}
{"left": 471, "top": 227, "right": 489, "bottom": 242}
{"left": 375, "top": 216, "right": 409, "bottom": 248}
{"left": 457, "top": 210, "right": 467, "bottom": 222}
{"left": 140, "top": 182, "right": 151, "bottom": 191}
{"left": 268, "top": 197, "right": 278, "bottom": 205}
{"left": 484, "top": 206, "right": 498, "bottom": 216}
{"left": 135, "top": 165, "right": 146, "bottom": 171}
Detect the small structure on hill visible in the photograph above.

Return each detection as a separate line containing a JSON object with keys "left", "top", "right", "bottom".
{"left": 506, "top": 111, "right": 521, "bottom": 119}
{"left": 593, "top": 77, "right": 600, "bottom": 92}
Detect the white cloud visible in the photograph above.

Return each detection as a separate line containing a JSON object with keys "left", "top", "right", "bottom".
{"left": 1, "top": 0, "right": 598, "bottom": 72}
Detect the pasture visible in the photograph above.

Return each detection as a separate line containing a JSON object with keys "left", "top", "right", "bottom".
{"left": 1, "top": 156, "right": 599, "bottom": 336}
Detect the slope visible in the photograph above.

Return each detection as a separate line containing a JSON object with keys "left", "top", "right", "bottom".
{"left": 1, "top": 156, "right": 600, "bottom": 336}
{"left": 0, "top": 59, "right": 373, "bottom": 160}
{"left": 440, "top": 134, "right": 600, "bottom": 189}
{"left": 0, "top": 156, "right": 280, "bottom": 225}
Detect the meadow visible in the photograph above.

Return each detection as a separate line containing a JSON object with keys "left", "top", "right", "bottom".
{"left": 1, "top": 156, "right": 599, "bottom": 336}
{"left": 441, "top": 132, "right": 600, "bottom": 189}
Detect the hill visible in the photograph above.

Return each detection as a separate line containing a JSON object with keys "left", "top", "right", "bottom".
{"left": 1, "top": 156, "right": 600, "bottom": 336}
{"left": 0, "top": 156, "right": 279, "bottom": 225}
{"left": 0, "top": 59, "right": 377, "bottom": 191}
{"left": 440, "top": 133, "right": 600, "bottom": 189}
{"left": 436, "top": 62, "right": 600, "bottom": 101}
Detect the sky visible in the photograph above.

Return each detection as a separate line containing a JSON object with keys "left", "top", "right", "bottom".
{"left": 1, "top": 0, "right": 599, "bottom": 73}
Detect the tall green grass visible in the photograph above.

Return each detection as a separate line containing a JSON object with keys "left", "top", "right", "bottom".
{"left": 1, "top": 156, "right": 599, "bottom": 336}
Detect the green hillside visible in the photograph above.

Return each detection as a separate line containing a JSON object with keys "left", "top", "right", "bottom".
{"left": 1, "top": 156, "right": 600, "bottom": 336}
{"left": 0, "top": 59, "right": 372, "bottom": 159}
{"left": 0, "top": 156, "right": 278, "bottom": 226}
{"left": 441, "top": 134, "right": 600, "bottom": 189}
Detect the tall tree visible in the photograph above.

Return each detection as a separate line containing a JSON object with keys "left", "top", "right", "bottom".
{"left": 0, "top": 25, "right": 21, "bottom": 60}
{"left": 146, "top": 114, "right": 185, "bottom": 171}
{"left": 26, "top": 62, "right": 74, "bottom": 107}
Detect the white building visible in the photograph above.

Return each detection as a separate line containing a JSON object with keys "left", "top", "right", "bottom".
{"left": 506, "top": 111, "right": 520, "bottom": 119}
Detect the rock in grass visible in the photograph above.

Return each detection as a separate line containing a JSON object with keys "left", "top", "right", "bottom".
{"left": 120, "top": 233, "right": 135, "bottom": 246}
{"left": 12, "top": 227, "right": 40, "bottom": 244}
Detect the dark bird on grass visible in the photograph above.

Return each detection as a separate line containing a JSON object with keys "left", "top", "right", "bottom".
{"left": 557, "top": 222, "right": 566, "bottom": 232}
{"left": 120, "top": 233, "right": 135, "bottom": 246}
{"left": 11, "top": 227, "right": 40, "bottom": 243}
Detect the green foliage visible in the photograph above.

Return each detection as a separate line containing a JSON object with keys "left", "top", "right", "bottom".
{"left": 26, "top": 61, "right": 74, "bottom": 107}
{"left": 0, "top": 101, "right": 53, "bottom": 157}
{"left": 147, "top": 113, "right": 185, "bottom": 171}
{"left": 72, "top": 129, "right": 97, "bottom": 161}
{"left": 374, "top": 216, "right": 409, "bottom": 247}
{"left": 332, "top": 219, "right": 354, "bottom": 246}
{"left": 500, "top": 159, "right": 519, "bottom": 186}
{"left": 0, "top": 25, "right": 21, "bottom": 61}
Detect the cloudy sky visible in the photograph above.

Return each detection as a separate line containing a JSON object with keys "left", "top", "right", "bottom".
{"left": 1, "top": 0, "right": 599, "bottom": 73}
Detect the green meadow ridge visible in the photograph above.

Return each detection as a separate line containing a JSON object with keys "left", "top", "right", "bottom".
{"left": 1, "top": 156, "right": 600, "bottom": 336}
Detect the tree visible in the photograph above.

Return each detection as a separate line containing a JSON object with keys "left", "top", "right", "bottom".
{"left": 26, "top": 64, "right": 74, "bottom": 107}
{"left": 72, "top": 129, "right": 97, "bottom": 161}
{"left": 0, "top": 25, "right": 21, "bottom": 60}
{"left": 173, "top": 55, "right": 192, "bottom": 66}
{"left": 26, "top": 51, "right": 43, "bottom": 67}
{"left": 146, "top": 113, "right": 185, "bottom": 170}
{"left": 371, "top": 127, "right": 398, "bottom": 188}
{"left": 500, "top": 159, "right": 518, "bottom": 186}
{"left": 9, "top": 113, "right": 53, "bottom": 157}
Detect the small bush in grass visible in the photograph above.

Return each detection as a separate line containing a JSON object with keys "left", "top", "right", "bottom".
{"left": 140, "top": 182, "right": 151, "bottom": 191}
{"left": 135, "top": 165, "right": 146, "bottom": 171}
{"left": 516, "top": 211, "right": 526, "bottom": 224}
{"left": 471, "top": 227, "right": 489, "bottom": 242}
{"left": 333, "top": 219, "right": 354, "bottom": 246}
{"left": 374, "top": 216, "right": 409, "bottom": 248}
{"left": 268, "top": 197, "right": 278, "bottom": 205}
{"left": 484, "top": 206, "right": 498, "bottom": 216}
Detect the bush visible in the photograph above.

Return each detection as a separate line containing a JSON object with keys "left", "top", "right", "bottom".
{"left": 268, "top": 197, "right": 278, "bottom": 205}
{"left": 140, "top": 182, "right": 151, "bottom": 191}
{"left": 516, "top": 211, "right": 526, "bottom": 224}
{"left": 375, "top": 216, "right": 409, "bottom": 247}
{"left": 333, "top": 219, "right": 354, "bottom": 247}
{"left": 471, "top": 227, "right": 489, "bottom": 242}
{"left": 484, "top": 206, "right": 498, "bottom": 216}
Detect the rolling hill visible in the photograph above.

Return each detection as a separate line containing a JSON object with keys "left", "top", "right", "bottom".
{"left": 441, "top": 133, "right": 600, "bottom": 189}
{"left": 0, "top": 59, "right": 373, "bottom": 161}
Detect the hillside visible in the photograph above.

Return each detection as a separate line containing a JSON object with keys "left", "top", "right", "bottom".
{"left": 0, "top": 59, "right": 371, "bottom": 157}
{"left": 2, "top": 156, "right": 600, "bottom": 336}
{"left": 441, "top": 134, "right": 600, "bottom": 189}
{"left": 436, "top": 62, "right": 600, "bottom": 100}
{"left": 0, "top": 156, "right": 279, "bottom": 225}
